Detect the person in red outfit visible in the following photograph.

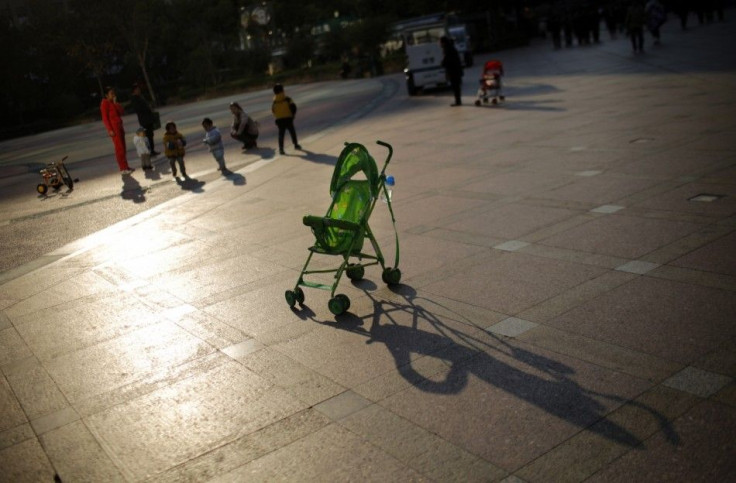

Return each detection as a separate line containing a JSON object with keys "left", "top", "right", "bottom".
{"left": 100, "top": 86, "right": 134, "bottom": 174}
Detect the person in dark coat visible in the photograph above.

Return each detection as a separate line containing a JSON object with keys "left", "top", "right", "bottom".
{"left": 130, "top": 84, "right": 159, "bottom": 155}
{"left": 440, "top": 36, "right": 464, "bottom": 106}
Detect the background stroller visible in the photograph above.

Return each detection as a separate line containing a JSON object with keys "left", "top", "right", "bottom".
{"left": 285, "top": 141, "right": 401, "bottom": 316}
{"left": 475, "top": 60, "right": 505, "bottom": 106}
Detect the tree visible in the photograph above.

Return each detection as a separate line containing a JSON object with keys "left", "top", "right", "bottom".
{"left": 67, "top": 0, "right": 123, "bottom": 98}
{"left": 115, "top": 0, "right": 163, "bottom": 105}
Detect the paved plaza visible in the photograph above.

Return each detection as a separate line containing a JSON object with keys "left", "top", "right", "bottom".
{"left": 1, "top": 14, "right": 735, "bottom": 482}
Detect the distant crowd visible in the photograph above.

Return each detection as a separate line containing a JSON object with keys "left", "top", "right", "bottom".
{"left": 543, "top": 0, "right": 727, "bottom": 50}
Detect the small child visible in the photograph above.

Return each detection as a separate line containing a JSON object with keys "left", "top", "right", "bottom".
{"left": 202, "top": 117, "right": 227, "bottom": 172}
{"left": 133, "top": 127, "right": 153, "bottom": 170}
{"left": 271, "top": 83, "right": 301, "bottom": 155}
{"left": 162, "top": 121, "right": 187, "bottom": 179}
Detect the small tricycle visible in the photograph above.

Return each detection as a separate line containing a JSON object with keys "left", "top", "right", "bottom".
{"left": 37, "top": 156, "right": 74, "bottom": 195}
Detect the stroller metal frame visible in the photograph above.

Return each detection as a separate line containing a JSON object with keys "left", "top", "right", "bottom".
{"left": 286, "top": 141, "right": 401, "bottom": 316}
{"left": 37, "top": 156, "right": 74, "bottom": 194}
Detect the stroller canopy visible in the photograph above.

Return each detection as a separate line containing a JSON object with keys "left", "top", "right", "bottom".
{"left": 330, "top": 143, "right": 380, "bottom": 198}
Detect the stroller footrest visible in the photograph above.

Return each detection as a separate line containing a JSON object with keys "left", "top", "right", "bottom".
{"left": 300, "top": 280, "right": 333, "bottom": 291}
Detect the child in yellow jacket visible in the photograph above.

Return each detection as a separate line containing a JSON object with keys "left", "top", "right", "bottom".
{"left": 162, "top": 121, "right": 187, "bottom": 179}
{"left": 271, "top": 83, "right": 301, "bottom": 155}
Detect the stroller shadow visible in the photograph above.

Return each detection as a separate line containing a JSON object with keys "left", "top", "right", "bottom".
{"left": 478, "top": 99, "right": 566, "bottom": 112}
{"left": 176, "top": 176, "right": 205, "bottom": 193}
{"left": 502, "top": 83, "right": 562, "bottom": 97}
{"left": 315, "top": 283, "right": 680, "bottom": 449}
{"left": 297, "top": 150, "right": 338, "bottom": 166}
{"left": 120, "top": 175, "right": 148, "bottom": 203}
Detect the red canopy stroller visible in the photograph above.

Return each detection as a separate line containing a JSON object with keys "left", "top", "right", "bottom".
{"left": 475, "top": 60, "right": 505, "bottom": 106}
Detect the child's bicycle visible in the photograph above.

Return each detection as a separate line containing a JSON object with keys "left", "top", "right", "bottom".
{"left": 37, "top": 156, "right": 75, "bottom": 195}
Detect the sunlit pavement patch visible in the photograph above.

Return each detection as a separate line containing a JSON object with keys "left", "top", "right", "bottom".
{"left": 576, "top": 170, "right": 603, "bottom": 177}
{"left": 615, "top": 260, "right": 660, "bottom": 275}
{"left": 663, "top": 366, "right": 733, "bottom": 398}
{"left": 590, "top": 204, "right": 624, "bottom": 214}
{"left": 688, "top": 194, "right": 725, "bottom": 203}
{"left": 494, "top": 240, "right": 530, "bottom": 252}
{"left": 485, "top": 317, "right": 539, "bottom": 338}
{"left": 314, "top": 391, "right": 371, "bottom": 421}
{"left": 222, "top": 339, "right": 264, "bottom": 359}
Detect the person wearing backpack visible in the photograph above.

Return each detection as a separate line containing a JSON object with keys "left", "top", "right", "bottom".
{"left": 271, "top": 83, "right": 301, "bottom": 155}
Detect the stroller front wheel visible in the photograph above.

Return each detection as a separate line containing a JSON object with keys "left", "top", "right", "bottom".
{"left": 328, "top": 294, "right": 350, "bottom": 315}
{"left": 382, "top": 267, "right": 401, "bottom": 285}
{"left": 285, "top": 287, "right": 305, "bottom": 308}
{"left": 346, "top": 263, "right": 365, "bottom": 281}
{"left": 285, "top": 290, "right": 297, "bottom": 307}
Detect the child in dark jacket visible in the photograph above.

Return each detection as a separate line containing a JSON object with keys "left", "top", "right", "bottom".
{"left": 271, "top": 83, "right": 301, "bottom": 155}
{"left": 162, "top": 121, "right": 187, "bottom": 179}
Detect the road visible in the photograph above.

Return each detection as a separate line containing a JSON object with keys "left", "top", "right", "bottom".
{"left": 0, "top": 76, "right": 402, "bottom": 277}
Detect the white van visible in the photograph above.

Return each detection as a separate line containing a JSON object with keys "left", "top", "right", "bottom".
{"left": 401, "top": 22, "right": 446, "bottom": 96}
{"left": 394, "top": 14, "right": 473, "bottom": 96}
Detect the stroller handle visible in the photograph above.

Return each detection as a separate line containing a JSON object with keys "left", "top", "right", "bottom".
{"left": 376, "top": 140, "right": 393, "bottom": 175}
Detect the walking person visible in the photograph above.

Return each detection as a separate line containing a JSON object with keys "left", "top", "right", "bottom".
{"left": 229, "top": 102, "right": 259, "bottom": 150}
{"left": 440, "top": 36, "right": 464, "bottom": 106}
{"left": 202, "top": 117, "right": 228, "bottom": 173}
{"left": 162, "top": 121, "right": 187, "bottom": 179}
{"left": 271, "top": 83, "right": 301, "bottom": 155}
{"left": 100, "top": 86, "right": 134, "bottom": 174}
{"left": 129, "top": 84, "right": 159, "bottom": 156}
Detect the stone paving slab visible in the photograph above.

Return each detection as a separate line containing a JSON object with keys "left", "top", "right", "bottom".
{"left": 2, "top": 15, "right": 736, "bottom": 482}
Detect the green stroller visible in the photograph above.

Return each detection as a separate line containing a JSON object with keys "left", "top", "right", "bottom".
{"left": 285, "top": 141, "right": 401, "bottom": 315}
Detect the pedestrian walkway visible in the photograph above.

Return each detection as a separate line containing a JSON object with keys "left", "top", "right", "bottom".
{"left": 1, "top": 15, "right": 735, "bottom": 482}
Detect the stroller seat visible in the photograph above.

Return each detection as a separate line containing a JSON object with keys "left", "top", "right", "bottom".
{"left": 286, "top": 141, "right": 401, "bottom": 316}
{"left": 305, "top": 179, "right": 371, "bottom": 255}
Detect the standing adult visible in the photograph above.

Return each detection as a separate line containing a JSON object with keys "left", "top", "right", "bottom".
{"left": 625, "top": 1, "right": 646, "bottom": 53}
{"left": 100, "top": 86, "right": 134, "bottom": 174}
{"left": 130, "top": 84, "right": 159, "bottom": 156}
{"left": 229, "top": 102, "right": 259, "bottom": 150}
{"left": 440, "top": 36, "right": 464, "bottom": 107}
{"left": 645, "top": 0, "right": 666, "bottom": 45}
